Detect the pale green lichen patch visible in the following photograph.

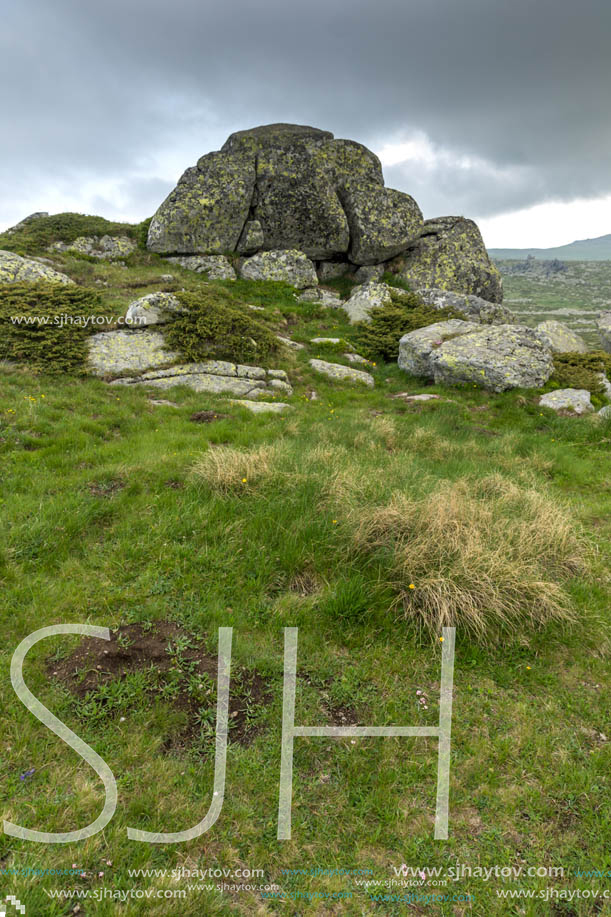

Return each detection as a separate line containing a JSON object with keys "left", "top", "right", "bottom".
{"left": 0, "top": 249, "right": 73, "bottom": 284}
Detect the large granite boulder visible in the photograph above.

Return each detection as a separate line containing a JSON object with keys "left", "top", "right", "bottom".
{"left": 417, "top": 288, "right": 514, "bottom": 325}
{"left": 147, "top": 152, "right": 256, "bottom": 254}
{"left": 339, "top": 184, "right": 422, "bottom": 265}
{"left": 342, "top": 281, "right": 393, "bottom": 323}
{"left": 534, "top": 320, "right": 588, "bottom": 354}
{"left": 598, "top": 311, "right": 611, "bottom": 353}
{"left": 394, "top": 217, "right": 503, "bottom": 303}
{"left": 238, "top": 249, "right": 317, "bottom": 288}
{"left": 398, "top": 319, "right": 479, "bottom": 377}
{"left": 430, "top": 324, "right": 553, "bottom": 392}
{"left": 0, "top": 250, "right": 73, "bottom": 284}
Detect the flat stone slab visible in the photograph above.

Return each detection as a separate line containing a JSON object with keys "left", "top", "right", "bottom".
{"left": 88, "top": 329, "right": 179, "bottom": 376}
{"left": 276, "top": 335, "right": 305, "bottom": 350}
{"left": 230, "top": 400, "right": 291, "bottom": 414}
{"left": 309, "top": 358, "right": 374, "bottom": 387}
{"left": 109, "top": 361, "right": 292, "bottom": 396}
{"left": 539, "top": 389, "right": 594, "bottom": 414}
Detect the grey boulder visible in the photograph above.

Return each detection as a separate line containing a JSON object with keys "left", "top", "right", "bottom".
{"left": 539, "top": 389, "right": 594, "bottom": 414}
{"left": 0, "top": 249, "right": 73, "bottom": 284}
{"left": 398, "top": 319, "right": 479, "bottom": 377}
{"left": 238, "top": 249, "right": 317, "bottom": 288}
{"left": 342, "top": 281, "right": 393, "bottom": 323}
{"left": 534, "top": 320, "right": 588, "bottom": 353}
{"left": 430, "top": 324, "right": 553, "bottom": 392}
{"left": 417, "top": 288, "right": 515, "bottom": 325}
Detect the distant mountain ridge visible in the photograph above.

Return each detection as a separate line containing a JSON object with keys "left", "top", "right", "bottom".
{"left": 488, "top": 233, "right": 611, "bottom": 262}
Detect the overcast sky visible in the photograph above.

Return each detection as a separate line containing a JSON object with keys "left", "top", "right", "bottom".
{"left": 2, "top": 0, "right": 610, "bottom": 247}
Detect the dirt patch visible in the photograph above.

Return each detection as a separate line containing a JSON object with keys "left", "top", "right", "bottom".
{"left": 189, "top": 411, "right": 229, "bottom": 424}
{"left": 86, "top": 478, "right": 125, "bottom": 497}
{"left": 288, "top": 571, "right": 321, "bottom": 596}
{"left": 299, "top": 673, "right": 361, "bottom": 728}
{"left": 50, "top": 622, "right": 272, "bottom": 749}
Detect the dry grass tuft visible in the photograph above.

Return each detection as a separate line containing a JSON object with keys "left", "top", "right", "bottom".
{"left": 192, "top": 442, "right": 288, "bottom": 493}
{"left": 352, "top": 474, "right": 587, "bottom": 642}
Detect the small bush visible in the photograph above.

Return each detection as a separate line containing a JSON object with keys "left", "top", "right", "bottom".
{"left": 549, "top": 351, "right": 611, "bottom": 395}
{"left": 354, "top": 290, "right": 460, "bottom": 361}
{"left": 0, "top": 212, "right": 141, "bottom": 257}
{"left": 0, "top": 282, "right": 107, "bottom": 374}
{"left": 164, "top": 289, "right": 278, "bottom": 365}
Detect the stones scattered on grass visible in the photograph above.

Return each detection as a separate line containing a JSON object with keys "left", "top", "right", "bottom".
{"left": 51, "top": 235, "right": 136, "bottom": 259}
{"left": 0, "top": 249, "right": 73, "bottom": 284}
{"left": 309, "top": 358, "right": 374, "bottom": 387}
{"left": 539, "top": 389, "right": 594, "bottom": 415}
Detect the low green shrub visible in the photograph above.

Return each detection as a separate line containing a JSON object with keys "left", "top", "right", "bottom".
{"left": 549, "top": 351, "right": 611, "bottom": 395}
{"left": 0, "top": 212, "right": 141, "bottom": 256}
{"left": 354, "top": 290, "right": 460, "bottom": 361}
{"left": 0, "top": 282, "right": 107, "bottom": 374}
{"left": 164, "top": 289, "right": 279, "bottom": 365}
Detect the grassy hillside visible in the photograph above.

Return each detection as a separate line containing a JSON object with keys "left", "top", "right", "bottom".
{"left": 0, "top": 216, "right": 610, "bottom": 915}
{"left": 489, "top": 234, "right": 611, "bottom": 262}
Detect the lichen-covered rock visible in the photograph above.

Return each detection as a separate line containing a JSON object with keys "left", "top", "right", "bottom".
{"left": 311, "top": 138, "right": 384, "bottom": 190}
{"left": 598, "top": 404, "right": 611, "bottom": 419}
{"left": 253, "top": 145, "right": 350, "bottom": 259}
{"left": 109, "top": 360, "right": 292, "bottom": 396}
{"left": 395, "top": 217, "right": 503, "bottom": 303}
{"left": 237, "top": 220, "right": 264, "bottom": 255}
{"left": 238, "top": 250, "right": 317, "bottom": 288}
{"left": 417, "top": 288, "right": 514, "bottom": 325}
{"left": 342, "top": 281, "right": 393, "bottom": 323}
{"left": 148, "top": 152, "right": 256, "bottom": 254}
{"left": 430, "top": 324, "right": 553, "bottom": 392}
{"left": 598, "top": 311, "right": 611, "bottom": 353}
{"left": 539, "top": 389, "right": 594, "bottom": 415}
{"left": 0, "top": 249, "right": 73, "bottom": 284}
{"left": 88, "top": 329, "right": 179, "bottom": 376}
{"left": 398, "top": 319, "right": 479, "bottom": 377}
{"left": 221, "top": 122, "right": 334, "bottom": 155}
{"left": 534, "top": 320, "right": 588, "bottom": 353}
{"left": 125, "top": 292, "right": 184, "bottom": 327}
{"left": 165, "top": 255, "right": 236, "bottom": 280}
{"left": 309, "top": 358, "right": 374, "bottom": 386}
{"left": 339, "top": 184, "right": 423, "bottom": 265}
{"left": 51, "top": 235, "right": 136, "bottom": 259}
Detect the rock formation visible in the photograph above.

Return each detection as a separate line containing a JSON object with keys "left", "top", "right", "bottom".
{"left": 147, "top": 123, "right": 501, "bottom": 301}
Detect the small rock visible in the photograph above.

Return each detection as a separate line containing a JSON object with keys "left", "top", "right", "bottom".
{"left": 276, "top": 335, "right": 305, "bottom": 350}
{"left": 125, "top": 292, "right": 184, "bottom": 327}
{"left": 230, "top": 399, "right": 291, "bottom": 414}
{"left": 298, "top": 288, "right": 343, "bottom": 306}
{"left": 354, "top": 264, "right": 385, "bottom": 283}
{"left": 344, "top": 352, "right": 371, "bottom": 365}
{"left": 309, "top": 358, "right": 374, "bottom": 387}
{"left": 539, "top": 389, "right": 594, "bottom": 415}
{"left": 597, "top": 404, "right": 611, "bottom": 419}
{"left": 165, "top": 255, "right": 236, "bottom": 280}
{"left": 342, "top": 281, "right": 393, "bottom": 324}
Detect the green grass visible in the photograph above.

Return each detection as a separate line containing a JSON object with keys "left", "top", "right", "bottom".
{"left": 0, "top": 243, "right": 610, "bottom": 915}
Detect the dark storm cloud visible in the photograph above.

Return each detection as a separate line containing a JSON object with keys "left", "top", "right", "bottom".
{"left": 1, "top": 0, "right": 610, "bottom": 227}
